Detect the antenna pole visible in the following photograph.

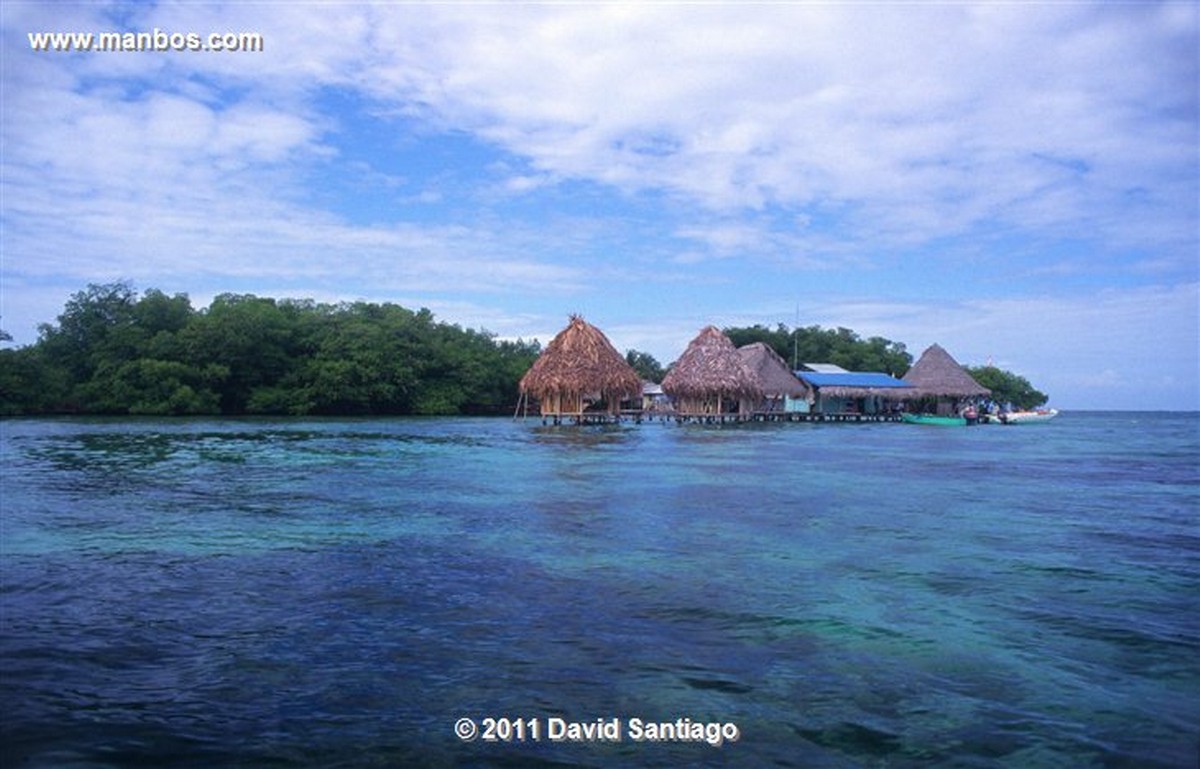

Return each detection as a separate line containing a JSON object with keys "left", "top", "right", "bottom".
{"left": 792, "top": 302, "right": 799, "bottom": 370}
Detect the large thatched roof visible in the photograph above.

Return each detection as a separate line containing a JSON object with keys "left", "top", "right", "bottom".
{"left": 519, "top": 315, "right": 641, "bottom": 401}
{"left": 663, "top": 326, "right": 763, "bottom": 400}
{"left": 737, "top": 342, "right": 810, "bottom": 398}
{"left": 903, "top": 343, "right": 991, "bottom": 398}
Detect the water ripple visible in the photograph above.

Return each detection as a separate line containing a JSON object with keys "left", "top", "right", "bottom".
{"left": 3, "top": 414, "right": 1197, "bottom": 768}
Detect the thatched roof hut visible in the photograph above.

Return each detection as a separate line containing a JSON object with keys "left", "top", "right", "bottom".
{"left": 737, "top": 342, "right": 811, "bottom": 409}
{"left": 903, "top": 344, "right": 991, "bottom": 399}
{"left": 663, "top": 326, "right": 763, "bottom": 417}
{"left": 519, "top": 315, "right": 641, "bottom": 418}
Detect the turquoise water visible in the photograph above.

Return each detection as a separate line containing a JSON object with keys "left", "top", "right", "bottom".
{"left": 2, "top": 413, "right": 1197, "bottom": 767}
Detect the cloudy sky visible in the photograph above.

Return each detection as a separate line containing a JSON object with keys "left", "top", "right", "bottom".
{"left": 3, "top": 2, "right": 1197, "bottom": 409}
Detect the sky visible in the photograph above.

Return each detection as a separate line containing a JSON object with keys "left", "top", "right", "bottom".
{"left": 2, "top": 2, "right": 1197, "bottom": 410}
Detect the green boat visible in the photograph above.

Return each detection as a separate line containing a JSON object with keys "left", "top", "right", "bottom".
{"left": 900, "top": 413, "right": 968, "bottom": 426}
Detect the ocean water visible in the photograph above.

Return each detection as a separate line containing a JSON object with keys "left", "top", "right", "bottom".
{"left": 1, "top": 413, "right": 1197, "bottom": 768}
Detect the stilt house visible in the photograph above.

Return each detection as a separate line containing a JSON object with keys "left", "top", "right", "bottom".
{"left": 663, "top": 326, "right": 763, "bottom": 418}
{"left": 737, "top": 342, "right": 812, "bottom": 413}
{"left": 902, "top": 344, "right": 991, "bottom": 414}
{"left": 518, "top": 315, "right": 641, "bottom": 420}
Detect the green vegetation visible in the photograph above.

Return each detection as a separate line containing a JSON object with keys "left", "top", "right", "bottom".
{"left": 723, "top": 323, "right": 912, "bottom": 376}
{"left": 0, "top": 282, "right": 540, "bottom": 416}
{"left": 625, "top": 349, "right": 666, "bottom": 383}
{"left": 0, "top": 282, "right": 1048, "bottom": 416}
{"left": 965, "top": 365, "right": 1049, "bottom": 410}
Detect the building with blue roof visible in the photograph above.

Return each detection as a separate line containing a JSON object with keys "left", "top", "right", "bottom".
{"left": 793, "top": 367, "right": 913, "bottom": 416}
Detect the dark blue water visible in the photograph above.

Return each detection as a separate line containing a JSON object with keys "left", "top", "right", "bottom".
{"left": 2, "top": 413, "right": 1197, "bottom": 767}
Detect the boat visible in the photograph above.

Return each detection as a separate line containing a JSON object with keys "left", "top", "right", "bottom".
{"left": 901, "top": 413, "right": 968, "bottom": 426}
{"left": 997, "top": 408, "right": 1059, "bottom": 424}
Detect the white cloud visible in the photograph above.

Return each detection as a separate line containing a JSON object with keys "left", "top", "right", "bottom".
{"left": 321, "top": 3, "right": 1196, "bottom": 261}
{"left": 2, "top": 12, "right": 589, "bottom": 329}
{"left": 8, "top": 3, "right": 1194, "bottom": 268}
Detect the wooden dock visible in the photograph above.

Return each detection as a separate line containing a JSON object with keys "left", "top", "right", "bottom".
{"left": 528, "top": 410, "right": 902, "bottom": 425}
{"left": 533, "top": 412, "right": 625, "bottom": 425}
{"left": 749, "top": 411, "right": 901, "bottom": 423}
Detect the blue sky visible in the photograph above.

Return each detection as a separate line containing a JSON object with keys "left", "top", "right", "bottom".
{"left": 2, "top": 2, "right": 1197, "bottom": 410}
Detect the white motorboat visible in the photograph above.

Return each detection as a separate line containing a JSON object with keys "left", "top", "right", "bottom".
{"left": 999, "top": 409, "right": 1059, "bottom": 424}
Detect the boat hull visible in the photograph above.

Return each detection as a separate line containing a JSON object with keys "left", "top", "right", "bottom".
{"left": 1000, "top": 409, "right": 1059, "bottom": 424}
{"left": 901, "top": 413, "right": 968, "bottom": 426}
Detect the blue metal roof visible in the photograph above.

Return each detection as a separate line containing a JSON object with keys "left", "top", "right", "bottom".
{"left": 795, "top": 371, "right": 913, "bottom": 389}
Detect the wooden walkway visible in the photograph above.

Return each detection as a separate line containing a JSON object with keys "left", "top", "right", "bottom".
{"left": 527, "top": 410, "right": 902, "bottom": 425}
{"left": 749, "top": 411, "right": 901, "bottom": 423}
{"left": 531, "top": 412, "right": 625, "bottom": 425}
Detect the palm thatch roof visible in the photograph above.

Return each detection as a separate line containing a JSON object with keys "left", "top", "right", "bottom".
{"left": 663, "top": 326, "right": 763, "bottom": 400}
{"left": 737, "top": 342, "right": 810, "bottom": 398}
{"left": 519, "top": 315, "right": 641, "bottom": 402}
{"left": 903, "top": 343, "right": 991, "bottom": 398}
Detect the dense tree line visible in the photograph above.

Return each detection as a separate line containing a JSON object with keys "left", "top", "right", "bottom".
{"left": 723, "top": 323, "right": 913, "bottom": 376}
{"left": 964, "top": 366, "right": 1048, "bottom": 410}
{"left": 0, "top": 282, "right": 541, "bottom": 416}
